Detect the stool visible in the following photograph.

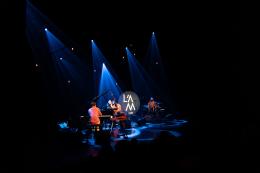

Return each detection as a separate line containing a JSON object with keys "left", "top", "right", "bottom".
{"left": 91, "top": 124, "right": 100, "bottom": 132}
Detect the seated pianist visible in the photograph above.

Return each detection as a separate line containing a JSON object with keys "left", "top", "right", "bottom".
{"left": 88, "top": 101, "right": 102, "bottom": 132}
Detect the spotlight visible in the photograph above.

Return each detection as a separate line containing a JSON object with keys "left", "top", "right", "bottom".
{"left": 67, "top": 80, "right": 71, "bottom": 83}
{"left": 152, "top": 32, "right": 155, "bottom": 35}
{"left": 156, "top": 61, "right": 158, "bottom": 65}
{"left": 71, "top": 47, "right": 74, "bottom": 51}
{"left": 91, "top": 40, "right": 94, "bottom": 42}
{"left": 44, "top": 28, "right": 48, "bottom": 31}
{"left": 35, "top": 64, "right": 38, "bottom": 67}
{"left": 122, "top": 56, "right": 124, "bottom": 59}
{"left": 60, "top": 57, "right": 63, "bottom": 60}
{"left": 93, "top": 69, "right": 96, "bottom": 72}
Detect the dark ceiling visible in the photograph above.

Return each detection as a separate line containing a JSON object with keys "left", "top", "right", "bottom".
{"left": 24, "top": 1, "right": 243, "bottom": 117}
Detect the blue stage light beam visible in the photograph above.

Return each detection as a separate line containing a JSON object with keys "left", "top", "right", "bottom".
{"left": 144, "top": 32, "right": 176, "bottom": 111}
{"left": 126, "top": 47, "right": 157, "bottom": 102}
{"left": 26, "top": 0, "right": 93, "bottom": 121}
{"left": 145, "top": 32, "right": 167, "bottom": 82}
{"left": 91, "top": 40, "right": 123, "bottom": 97}
{"left": 26, "top": 0, "right": 52, "bottom": 66}
{"left": 97, "top": 63, "right": 122, "bottom": 108}
{"left": 26, "top": 0, "right": 68, "bottom": 114}
{"left": 44, "top": 29, "right": 89, "bottom": 95}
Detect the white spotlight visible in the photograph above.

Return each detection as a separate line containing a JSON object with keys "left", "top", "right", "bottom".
{"left": 60, "top": 58, "right": 63, "bottom": 60}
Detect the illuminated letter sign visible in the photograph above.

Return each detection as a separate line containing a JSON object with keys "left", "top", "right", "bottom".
{"left": 119, "top": 91, "right": 140, "bottom": 115}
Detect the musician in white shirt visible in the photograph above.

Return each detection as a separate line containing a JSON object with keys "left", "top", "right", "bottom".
{"left": 107, "top": 97, "right": 128, "bottom": 138}
{"left": 107, "top": 97, "right": 122, "bottom": 115}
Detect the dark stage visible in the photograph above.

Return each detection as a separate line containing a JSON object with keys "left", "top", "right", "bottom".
{"left": 14, "top": 0, "right": 254, "bottom": 172}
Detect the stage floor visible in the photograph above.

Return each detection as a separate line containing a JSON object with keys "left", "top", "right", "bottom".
{"left": 43, "top": 116, "right": 192, "bottom": 171}
{"left": 82, "top": 117, "right": 188, "bottom": 146}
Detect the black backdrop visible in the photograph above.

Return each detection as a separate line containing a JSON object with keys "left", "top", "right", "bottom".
{"left": 8, "top": 0, "right": 256, "bottom": 172}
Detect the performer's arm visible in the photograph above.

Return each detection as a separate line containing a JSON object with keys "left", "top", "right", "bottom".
{"left": 98, "top": 108, "right": 102, "bottom": 116}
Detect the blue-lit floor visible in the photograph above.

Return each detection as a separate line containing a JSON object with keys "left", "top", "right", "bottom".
{"left": 81, "top": 118, "right": 188, "bottom": 147}
{"left": 45, "top": 115, "right": 196, "bottom": 172}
